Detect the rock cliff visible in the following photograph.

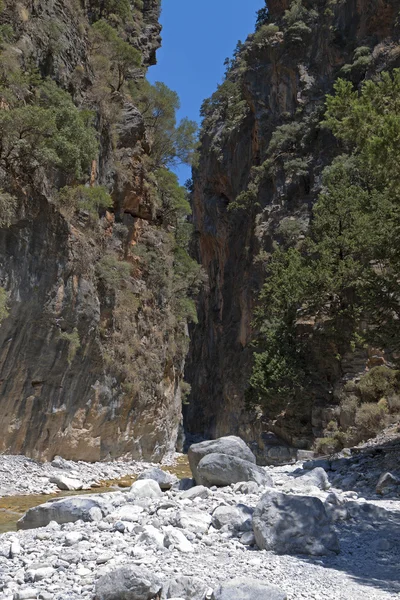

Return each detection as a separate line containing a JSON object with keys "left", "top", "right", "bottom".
{"left": 0, "top": 0, "right": 194, "bottom": 461}
{"left": 186, "top": 0, "right": 400, "bottom": 460}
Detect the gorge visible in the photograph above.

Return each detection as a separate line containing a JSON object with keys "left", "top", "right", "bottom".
{"left": 0, "top": 0, "right": 399, "bottom": 465}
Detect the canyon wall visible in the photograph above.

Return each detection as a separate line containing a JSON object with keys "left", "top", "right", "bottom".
{"left": 0, "top": 0, "right": 187, "bottom": 461}
{"left": 186, "top": 0, "right": 400, "bottom": 460}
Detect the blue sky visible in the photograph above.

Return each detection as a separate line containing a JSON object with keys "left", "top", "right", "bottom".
{"left": 148, "top": 0, "right": 264, "bottom": 183}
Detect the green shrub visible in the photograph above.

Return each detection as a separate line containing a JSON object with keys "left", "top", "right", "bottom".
{"left": 0, "top": 190, "right": 17, "bottom": 227}
{"left": 132, "top": 80, "right": 198, "bottom": 167}
{"left": 253, "top": 23, "right": 279, "bottom": 45}
{"left": 314, "top": 436, "right": 341, "bottom": 455}
{"left": 97, "top": 254, "right": 131, "bottom": 289}
{"left": 355, "top": 401, "right": 388, "bottom": 437}
{"left": 357, "top": 366, "right": 399, "bottom": 403}
{"left": 91, "top": 20, "right": 141, "bottom": 93}
{"left": 0, "top": 79, "right": 98, "bottom": 179}
{"left": 58, "top": 185, "right": 112, "bottom": 217}
{"left": 59, "top": 328, "right": 80, "bottom": 365}
{"left": 0, "top": 287, "right": 8, "bottom": 323}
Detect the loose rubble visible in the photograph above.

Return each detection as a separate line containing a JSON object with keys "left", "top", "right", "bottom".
{"left": 0, "top": 455, "right": 167, "bottom": 497}
{"left": 0, "top": 435, "right": 399, "bottom": 600}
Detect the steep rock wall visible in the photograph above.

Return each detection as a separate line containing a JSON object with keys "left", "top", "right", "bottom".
{"left": 186, "top": 0, "right": 400, "bottom": 458}
{"left": 0, "top": 0, "right": 184, "bottom": 462}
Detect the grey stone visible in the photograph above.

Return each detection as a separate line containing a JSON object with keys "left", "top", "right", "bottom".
{"left": 196, "top": 453, "right": 272, "bottom": 488}
{"left": 17, "top": 496, "right": 109, "bottom": 530}
{"left": 212, "top": 578, "right": 287, "bottom": 600}
{"left": 171, "top": 478, "right": 195, "bottom": 492}
{"left": 253, "top": 490, "right": 340, "bottom": 556}
{"left": 49, "top": 475, "right": 83, "bottom": 491}
{"left": 232, "top": 481, "right": 259, "bottom": 494}
{"left": 138, "top": 468, "right": 178, "bottom": 490}
{"left": 164, "top": 527, "right": 194, "bottom": 553}
{"left": 95, "top": 565, "right": 163, "bottom": 600}
{"left": 211, "top": 504, "right": 253, "bottom": 532}
{"left": 294, "top": 467, "right": 331, "bottom": 491}
{"left": 172, "top": 509, "right": 211, "bottom": 534}
{"left": 303, "top": 459, "right": 331, "bottom": 471}
{"left": 129, "top": 479, "right": 163, "bottom": 498}
{"left": 188, "top": 436, "right": 256, "bottom": 481}
{"left": 166, "top": 576, "right": 207, "bottom": 600}
{"left": 182, "top": 485, "right": 211, "bottom": 500}
{"left": 376, "top": 472, "right": 399, "bottom": 495}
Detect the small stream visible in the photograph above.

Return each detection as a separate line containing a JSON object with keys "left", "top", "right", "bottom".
{"left": 0, "top": 456, "right": 191, "bottom": 534}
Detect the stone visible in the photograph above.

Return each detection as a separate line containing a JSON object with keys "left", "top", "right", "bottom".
{"left": 64, "top": 531, "right": 84, "bottom": 546}
{"left": 239, "top": 531, "right": 256, "bottom": 546}
{"left": 294, "top": 467, "right": 331, "bottom": 491}
{"left": 9, "top": 540, "right": 21, "bottom": 557}
{"left": 95, "top": 565, "right": 163, "bottom": 600}
{"left": 166, "top": 576, "right": 207, "bottom": 600}
{"left": 108, "top": 505, "right": 144, "bottom": 523}
{"left": 253, "top": 490, "right": 340, "bottom": 556}
{"left": 138, "top": 468, "right": 178, "bottom": 490}
{"left": 211, "top": 504, "right": 253, "bottom": 532}
{"left": 17, "top": 496, "right": 108, "bottom": 530}
{"left": 232, "top": 481, "right": 259, "bottom": 494}
{"left": 49, "top": 475, "right": 83, "bottom": 491}
{"left": 188, "top": 436, "right": 256, "bottom": 482}
{"left": 182, "top": 485, "right": 211, "bottom": 500}
{"left": 212, "top": 578, "right": 287, "bottom": 600}
{"left": 14, "top": 589, "right": 39, "bottom": 600}
{"left": 376, "top": 472, "right": 399, "bottom": 495}
{"left": 303, "top": 459, "right": 331, "bottom": 472}
{"left": 164, "top": 527, "right": 194, "bottom": 553}
{"left": 171, "top": 478, "right": 195, "bottom": 492}
{"left": 136, "top": 525, "right": 165, "bottom": 547}
{"left": 172, "top": 509, "right": 212, "bottom": 534}
{"left": 197, "top": 453, "right": 272, "bottom": 487}
{"left": 324, "top": 492, "right": 348, "bottom": 522}
{"left": 129, "top": 479, "right": 163, "bottom": 498}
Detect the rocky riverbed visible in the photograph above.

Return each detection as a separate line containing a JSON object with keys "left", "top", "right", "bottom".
{"left": 0, "top": 437, "right": 399, "bottom": 600}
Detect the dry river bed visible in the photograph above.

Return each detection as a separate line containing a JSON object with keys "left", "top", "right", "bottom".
{"left": 0, "top": 455, "right": 399, "bottom": 600}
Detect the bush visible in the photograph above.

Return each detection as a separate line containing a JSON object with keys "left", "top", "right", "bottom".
{"left": 0, "top": 286, "right": 8, "bottom": 323}
{"left": 59, "top": 328, "right": 80, "bottom": 365}
{"left": 357, "top": 366, "right": 399, "bottom": 403}
{"left": 0, "top": 190, "right": 17, "bottom": 227}
{"left": 132, "top": 80, "right": 198, "bottom": 167}
{"left": 97, "top": 254, "right": 131, "bottom": 289}
{"left": 355, "top": 401, "right": 388, "bottom": 437}
{"left": 253, "top": 23, "right": 279, "bottom": 45}
{"left": 91, "top": 20, "right": 141, "bottom": 93}
{"left": 58, "top": 185, "right": 112, "bottom": 217}
{"left": 0, "top": 79, "right": 98, "bottom": 180}
{"left": 314, "top": 436, "right": 341, "bottom": 455}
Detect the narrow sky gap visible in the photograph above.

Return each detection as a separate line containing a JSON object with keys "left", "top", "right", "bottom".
{"left": 148, "top": 0, "right": 264, "bottom": 184}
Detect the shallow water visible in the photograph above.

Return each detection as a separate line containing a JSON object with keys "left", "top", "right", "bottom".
{"left": 0, "top": 457, "right": 191, "bottom": 534}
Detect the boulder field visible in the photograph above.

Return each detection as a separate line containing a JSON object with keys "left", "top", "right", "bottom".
{"left": 0, "top": 436, "right": 399, "bottom": 600}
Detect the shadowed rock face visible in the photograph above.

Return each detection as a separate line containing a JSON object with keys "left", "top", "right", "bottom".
{"left": 0, "top": 0, "right": 183, "bottom": 462}
{"left": 185, "top": 0, "right": 400, "bottom": 456}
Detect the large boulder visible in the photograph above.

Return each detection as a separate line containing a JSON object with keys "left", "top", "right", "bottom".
{"left": 211, "top": 504, "right": 253, "bottom": 532}
{"left": 17, "top": 496, "right": 108, "bottom": 530}
{"left": 49, "top": 475, "right": 84, "bottom": 491}
{"left": 212, "top": 578, "right": 287, "bottom": 600}
{"left": 129, "top": 479, "right": 163, "bottom": 498}
{"left": 253, "top": 490, "right": 340, "bottom": 556}
{"left": 95, "top": 565, "right": 162, "bottom": 600}
{"left": 138, "top": 468, "right": 178, "bottom": 490}
{"left": 188, "top": 436, "right": 256, "bottom": 482}
{"left": 196, "top": 453, "right": 272, "bottom": 488}
{"left": 166, "top": 576, "right": 207, "bottom": 600}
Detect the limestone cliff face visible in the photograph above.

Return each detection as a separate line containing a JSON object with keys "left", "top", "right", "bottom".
{"left": 186, "top": 0, "right": 400, "bottom": 459}
{"left": 0, "top": 0, "right": 184, "bottom": 462}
